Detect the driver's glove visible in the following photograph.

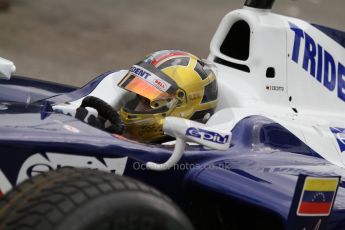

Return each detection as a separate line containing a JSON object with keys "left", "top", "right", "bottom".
{"left": 75, "top": 107, "right": 104, "bottom": 130}
{"left": 75, "top": 106, "right": 124, "bottom": 134}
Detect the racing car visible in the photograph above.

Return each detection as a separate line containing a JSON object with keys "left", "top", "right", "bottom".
{"left": 1, "top": 0, "right": 345, "bottom": 229}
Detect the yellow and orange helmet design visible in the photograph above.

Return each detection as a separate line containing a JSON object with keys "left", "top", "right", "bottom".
{"left": 118, "top": 50, "right": 218, "bottom": 142}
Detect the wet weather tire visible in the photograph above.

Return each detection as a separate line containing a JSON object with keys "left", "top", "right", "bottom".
{"left": 0, "top": 168, "right": 194, "bottom": 230}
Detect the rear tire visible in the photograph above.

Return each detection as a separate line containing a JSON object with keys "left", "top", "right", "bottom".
{"left": 0, "top": 168, "right": 194, "bottom": 230}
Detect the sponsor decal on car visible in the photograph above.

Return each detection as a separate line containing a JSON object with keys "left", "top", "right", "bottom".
{"left": 330, "top": 127, "right": 345, "bottom": 152}
{"left": 16, "top": 153, "right": 128, "bottom": 185}
{"left": 0, "top": 103, "right": 8, "bottom": 111}
{"left": 0, "top": 169, "right": 13, "bottom": 196}
{"left": 63, "top": 124, "right": 80, "bottom": 133}
{"left": 186, "top": 127, "right": 229, "bottom": 144}
{"left": 265, "top": 85, "right": 284, "bottom": 91}
{"left": 297, "top": 177, "right": 339, "bottom": 216}
{"left": 289, "top": 22, "right": 345, "bottom": 102}
{"left": 287, "top": 175, "right": 340, "bottom": 230}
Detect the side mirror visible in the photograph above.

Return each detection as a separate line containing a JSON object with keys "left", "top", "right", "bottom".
{"left": 0, "top": 57, "right": 16, "bottom": 80}
{"left": 146, "top": 117, "right": 232, "bottom": 171}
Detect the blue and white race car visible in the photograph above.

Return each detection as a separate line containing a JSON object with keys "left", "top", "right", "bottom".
{"left": 1, "top": 0, "right": 345, "bottom": 229}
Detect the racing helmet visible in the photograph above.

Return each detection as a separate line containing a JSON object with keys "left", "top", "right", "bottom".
{"left": 118, "top": 50, "right": 218, "bottom": 142}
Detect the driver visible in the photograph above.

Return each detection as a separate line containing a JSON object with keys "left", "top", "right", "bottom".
{"left": 75, "top": 50, "right": 218, "bottom": 143}
{"left": 117, "top": 50, "right": 218, "bottom": 142}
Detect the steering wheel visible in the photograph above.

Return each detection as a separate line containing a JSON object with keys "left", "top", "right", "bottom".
{"left": 78, "top": 96, "right": 124, "bottom": 134}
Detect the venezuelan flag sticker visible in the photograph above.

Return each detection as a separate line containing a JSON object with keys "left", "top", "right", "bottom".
{"left": 297, "top": 177, "right": 340, "bottom": 216}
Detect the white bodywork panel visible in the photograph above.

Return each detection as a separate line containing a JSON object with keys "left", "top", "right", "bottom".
{"left": 207, "top": 6, "right": 345, "bottom": 168}
{"left": 209, "top": 8, "right": 289, "bottom": 110}
{"left": 0, "top": 57, "right": 15, "bottom": 80}
{"left": 207, "top": 107, "right": 345, "bottom": 168}
{"left": 53, "top": 70, "right": 132, "bottom": 117}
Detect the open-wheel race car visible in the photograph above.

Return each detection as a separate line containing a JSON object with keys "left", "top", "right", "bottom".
{"left": 1, "top": 0, "right": 345, "bottom": 229}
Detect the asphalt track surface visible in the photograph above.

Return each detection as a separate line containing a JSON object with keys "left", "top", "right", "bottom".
{"left": 0, "top": 0, "right": 344, "bottom": 86}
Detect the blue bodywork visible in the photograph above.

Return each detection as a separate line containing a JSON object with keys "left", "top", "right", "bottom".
{"left": 313, "top": 23, "right": 345, "bottom": 49}
{"left": 1, "top": 75, "right": 345, "bottom": 229}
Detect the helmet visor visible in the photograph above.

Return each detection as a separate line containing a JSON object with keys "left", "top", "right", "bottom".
{"left": 118, "top": 62, "right": 178, "bottom": 101}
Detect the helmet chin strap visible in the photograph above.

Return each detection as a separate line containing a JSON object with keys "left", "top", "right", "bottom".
{"left": 202, "top": 113, "right": 211, "bottom": 123}
{"left": 165, "top": 98, "right": 179, "bottom": 116}
{"left": 166, "top": 98, "right": 177, "bottom": 108}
